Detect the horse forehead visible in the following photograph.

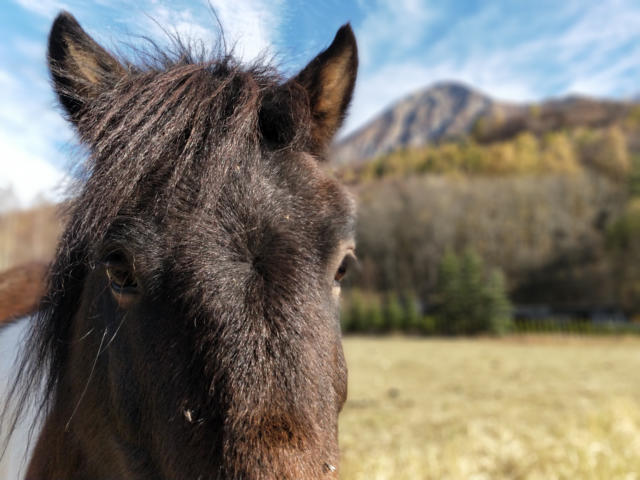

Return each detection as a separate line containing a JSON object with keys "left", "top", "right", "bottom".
{"left": 165, "top": 156, "right": 354, "bottom": 259}
{"left": 219, "top": 151, "right": 353, "bottom": 220}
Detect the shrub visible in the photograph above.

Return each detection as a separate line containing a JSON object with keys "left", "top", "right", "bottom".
{"left": 341, "top": 289, "right": 367, "bottom": 333}
{"left": 367, "top": 299, "right": 385, "bottom": 333}
{"left": 341, "top": 290, "right": 385, "bottom": 333}
{"left": 418, "top": 315, "right": 437, "bottom": 335}
{"left": 403, "top": 293, "right": 423, "bottom": 332}
{"left": 342, "top": 289, "right": 433, "bottom": 335}
{"left": 383, "top": 293, "right": 405, "bottom": 331}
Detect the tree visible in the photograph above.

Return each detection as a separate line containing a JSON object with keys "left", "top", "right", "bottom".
{"left": 341, "top": 290, "right": 367, "bottom": 333}
{"left": 541, "top": 132, "right": 579, "bottom": 174}
{"left": 484, "top": 270, "right": 513, "bottom": 334}
{"left": 434, "top": 250, "right": 463, "bottom": 334}
{"left": 577, "top": 126, "right": 630, "bottom": 181}
{"left": 606, "top": 199, "right": 640, "bottom": 316}
{"left": 403, "top": 292, "right": 423, "bottom": 333}
{"left": 630, "top": 154, "right": 640, "bottom": 197}
{"left": 434, "top": 249, "right": 513, "bottom": 335}
{"left": 383, "top": 292, "right": 405, "bottom": 331}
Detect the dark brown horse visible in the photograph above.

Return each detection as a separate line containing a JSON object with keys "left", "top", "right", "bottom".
{"left": 2, "top": 11, "right": 357, "bottom": 479}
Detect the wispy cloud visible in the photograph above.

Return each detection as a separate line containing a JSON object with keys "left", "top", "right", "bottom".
{"left": 115, "top": 0, "right": 284, "bottom": 63}
{"left": 207, "top": 0, "right": 284, "bottom": 61}
{"left": 2, "top": 0, "right": 284, "bottom": 207}
{"left": 355, "top": 0, "right": 435, "bottom": 70}
{"left": 0, "top": 64, "right": 72, "bottom": 207}
{"left": 0, "top": 5, "right": 74, "bottom": 207}
{"left": 12, "top": 0, "right": 70, "bottom": 18}
{"left": 343, "top": 0, "right": 640, "bottom": 136}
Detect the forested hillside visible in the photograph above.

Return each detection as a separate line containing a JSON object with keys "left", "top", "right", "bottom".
{"left": 335, "top": 88, "right": 640, "bottom": 321}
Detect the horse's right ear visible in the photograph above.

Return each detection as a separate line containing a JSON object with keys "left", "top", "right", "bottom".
{"left": 289, "top": 24, "right": 358, "bottom": 152}
{"left": 48, "top": 11, "right": 125, "bottom": 121}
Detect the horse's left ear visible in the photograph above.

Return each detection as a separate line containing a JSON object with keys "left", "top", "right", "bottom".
{"left": 48, "top": 11, "right": 126, "bottom": 122}
{"left": 293, "top": 24, "right": 358, "bottom": 150}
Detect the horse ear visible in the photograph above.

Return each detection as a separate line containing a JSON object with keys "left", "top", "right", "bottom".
{"left": 292, "top": 24, "right": 358, "bottom": 150}
{"left": 48, "top": 11, "right": 125, "bottom": 121}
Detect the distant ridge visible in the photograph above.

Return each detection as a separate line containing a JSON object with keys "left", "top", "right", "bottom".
{"left": 331, "top": 81, "right": 521, "bottom": 165}
{"left": 331, "top": 81, "right": 636, "bottom": 165}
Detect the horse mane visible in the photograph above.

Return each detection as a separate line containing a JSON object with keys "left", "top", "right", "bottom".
{"left": 1, "top": 35, "right": 315, "bottom": 457}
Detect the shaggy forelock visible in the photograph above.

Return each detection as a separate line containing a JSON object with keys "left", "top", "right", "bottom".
{"left": 73, "top": 50, "right": 313, "bottom": 243}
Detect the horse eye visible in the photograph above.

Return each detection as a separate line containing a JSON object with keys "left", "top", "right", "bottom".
{"left": 103, "top": 253, "right": 138, "bottom": 294}
{"left": 335, "top": 260, "right": 348, "bottom": 283}
{"left": 334, "top": 253, "right": 357, "bottom": 283}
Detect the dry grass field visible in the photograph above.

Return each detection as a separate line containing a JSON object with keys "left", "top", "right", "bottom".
{"left": 339, "top": 336, "right": 640, "bottom": 480}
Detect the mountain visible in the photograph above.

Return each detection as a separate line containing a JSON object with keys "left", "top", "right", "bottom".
{"left": 331, "top": 82, "right": 521, "bottom": 165}
{"left": 331, "top": 82, "right": 637, "bottom": 165}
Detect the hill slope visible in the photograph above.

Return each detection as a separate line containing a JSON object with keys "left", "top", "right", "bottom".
{"left": 332, "top": 82, "right": 637, "bottom": 165}
{"left": 332, "top": 82, "right": 521, "bottom": 165}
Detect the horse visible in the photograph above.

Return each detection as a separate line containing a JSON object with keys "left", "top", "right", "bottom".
{"left": 1, "top": 11, "right": 358, "bottom": 479}
{"left": 0, "top": 263, "right": 48, "bottom": 327}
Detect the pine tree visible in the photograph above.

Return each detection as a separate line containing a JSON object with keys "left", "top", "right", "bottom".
{"left": 435, "top": 249, "right": 461, "bottom": 334}
{"left": 403, "top": 292, "right": 422, "bottom": 333}
{"left": 485, "top": 270, "right": 513, "bottom": 334}
{"left": 383, "top": 292, "right": 405, "bottom": 331}
{"left": 459, "top": 249, "right": 485, "bottom": 333}
{"left": 434, "top": 249, "right": 512, "bottom": 335}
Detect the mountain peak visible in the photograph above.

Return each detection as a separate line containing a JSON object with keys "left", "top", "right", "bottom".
{"left": 414, "top": 80, "right": 478, "bottom": 96}
{"left": 331, "top": 80, "right": 506, "bottom": 165}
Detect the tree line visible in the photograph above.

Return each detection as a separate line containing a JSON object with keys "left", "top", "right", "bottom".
{"left": 338, "top": 123, "right": 640, "bottom": 334}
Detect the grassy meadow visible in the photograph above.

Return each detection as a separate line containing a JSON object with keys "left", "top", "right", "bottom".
{"left": 339, "top": 336, "right": 640, "bottom": 480}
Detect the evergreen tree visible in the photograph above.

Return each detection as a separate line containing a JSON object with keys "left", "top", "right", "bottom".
{"left": 383, "top": 292, "right": 405, "bottom": 331}
{"left": 403, "top": 292, "right": 422, "bottom": 332}
{"left": 367, "top": 298, "right": 385, "bottom": 333}
{"left": 485, "top": 270, "right": 513, "bottom": 334}
{"left": 607, "top": 200, "right": 640, "bottom": 316}
{"left": 342, "top": 290, "right": 368, "bottom": 333}
{"left": 630, "top": 154, "right": 640, "bottom": 197}
{"left": 435, "top": 249, "right": 461, "bottom": 334}
{"left": 434, "top": 249, "right": 513, "bottom": 335}
{"left": 459, "top": 249, "right": 485, "bottom": 333}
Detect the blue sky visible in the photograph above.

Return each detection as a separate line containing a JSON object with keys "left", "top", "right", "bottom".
{"left": 2, "top": 0, "right": 640, "bottom": 206}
